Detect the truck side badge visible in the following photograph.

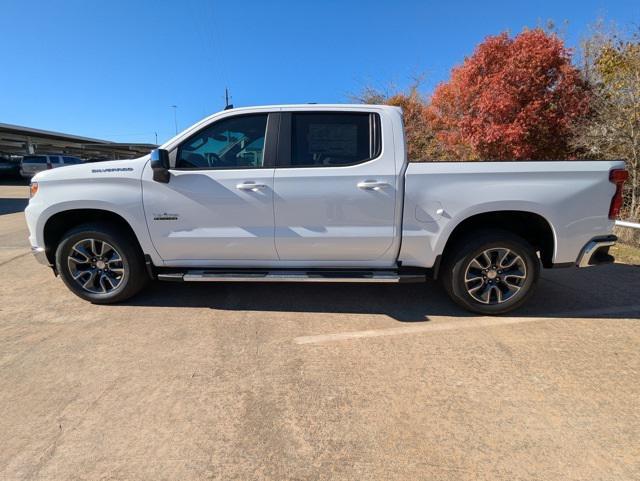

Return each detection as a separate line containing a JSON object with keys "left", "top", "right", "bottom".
{"left": 153, "top": 213, "right": 179, "bottom": 221}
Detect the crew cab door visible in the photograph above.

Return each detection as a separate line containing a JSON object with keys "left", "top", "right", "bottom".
{"left": 273, "top": 111, "right": 397, "bottom": 262}
{"left": 142, "top": 113, "right": 278, "bottom": 263}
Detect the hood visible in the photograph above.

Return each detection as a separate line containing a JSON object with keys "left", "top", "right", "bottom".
{"left": 32, "top": 156, "right": 149, "bottom": 182}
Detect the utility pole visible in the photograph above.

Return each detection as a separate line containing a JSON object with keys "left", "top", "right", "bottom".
{"left": 170, "top": 105, "right": 178, "bottom": 135}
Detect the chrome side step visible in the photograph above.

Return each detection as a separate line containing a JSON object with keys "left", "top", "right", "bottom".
{"left": 158, "top": 270, "right": 425, "bottom": 284}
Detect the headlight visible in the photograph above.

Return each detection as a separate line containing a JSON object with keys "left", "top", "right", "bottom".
{"left": 29, "top": 181, "right": 39, "bottom": 198}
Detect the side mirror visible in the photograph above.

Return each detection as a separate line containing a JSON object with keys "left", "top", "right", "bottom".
{"left": 150, "top": 149, "right": 170, "bottom": 183}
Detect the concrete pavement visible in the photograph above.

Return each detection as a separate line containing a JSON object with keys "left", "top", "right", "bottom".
{"left": 1, "top": 182, "right": 639, "bottom": 481}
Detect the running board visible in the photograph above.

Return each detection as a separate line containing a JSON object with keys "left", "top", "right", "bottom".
{"left": 157, "top": 269, "right": 425, "bottom": 284}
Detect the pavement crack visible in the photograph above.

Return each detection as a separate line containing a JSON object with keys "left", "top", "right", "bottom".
{"left": 21, "top": 393, "right": 80, "bottom": 481}
{"left": 22, "top": 378, "right": 120, "bottom": 481}
{"left": 23, "top": 427, "right": 65, "bottom": 481}
{"left": 0, "top": 250, "right": 30, "bottom": 267}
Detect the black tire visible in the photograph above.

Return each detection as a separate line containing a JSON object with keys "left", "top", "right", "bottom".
{"left": 55, "top": 222, "right": 148, "bottom": 304}
{"left": 440, "top": 229, "right": 540, "bottom": 315}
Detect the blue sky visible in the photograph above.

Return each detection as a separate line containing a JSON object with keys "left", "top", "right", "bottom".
{"left": 1, "top": 0, "right": 638, "bottom": 144}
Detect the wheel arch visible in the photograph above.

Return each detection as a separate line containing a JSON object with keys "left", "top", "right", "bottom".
{"left": 438, "top": 210, "right": 557, "bottom": 274}
{"left": 43, "top": 208, "right": 145, "bottom": 265}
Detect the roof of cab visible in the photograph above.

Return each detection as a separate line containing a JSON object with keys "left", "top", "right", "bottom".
{"left": 219, "top": 103, "right": 401, "bottom": 112}
{"left": 161, "top": 104, "right": 402, "bottom": 150}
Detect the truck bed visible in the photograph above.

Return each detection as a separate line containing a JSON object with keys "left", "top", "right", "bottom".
{"left": 399, "top": 160, "right": 624, "bottom": 268}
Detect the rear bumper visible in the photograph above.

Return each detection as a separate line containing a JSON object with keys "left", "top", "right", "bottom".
{"left": 576, "top": 235, "right": 617, "bottom": 268}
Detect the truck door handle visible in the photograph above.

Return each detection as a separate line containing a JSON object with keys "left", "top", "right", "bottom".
{"left": 236, "top": 182, "right": 266, "bottom": 191}
{"left": 357, "top": 180, "right": 390, "bottom": 191}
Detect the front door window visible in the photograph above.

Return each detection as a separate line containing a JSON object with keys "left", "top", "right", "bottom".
{"left": 176, "top": 114, "right": 268, "bottom": 169}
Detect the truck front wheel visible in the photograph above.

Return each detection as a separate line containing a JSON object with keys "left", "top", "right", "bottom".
{"left": 441, "top": 230, "right": 540, "bottom": 315}
{"left": 55, "top": 222, "right": 148, "bottom": 304}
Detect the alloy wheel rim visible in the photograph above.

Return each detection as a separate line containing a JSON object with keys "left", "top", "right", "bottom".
{"left": 464, "top": 247, "right": 527, "bottom": 305}
{"left": 67, "top": 239, "right": 125, "bottom": 294}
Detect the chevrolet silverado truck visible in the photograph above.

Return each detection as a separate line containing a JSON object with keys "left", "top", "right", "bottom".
{"left": 25, "top": 105, "right": 628, "bottom": 314}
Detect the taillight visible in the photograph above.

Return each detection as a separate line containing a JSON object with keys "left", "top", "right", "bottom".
{"left": 609, "top": 169, "right": 629, "bottom": 220}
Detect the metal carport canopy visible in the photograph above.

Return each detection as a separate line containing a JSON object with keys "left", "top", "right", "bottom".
{"left": 0, "top": 122, "right": 156, "bottom": 159}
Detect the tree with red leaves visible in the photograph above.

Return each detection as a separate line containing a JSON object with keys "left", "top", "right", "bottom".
{"left": 428, "top": 29, "right": 591, "bottom": 160}
{"left": 355, "top": 82, "right": 449, "bottom": 161}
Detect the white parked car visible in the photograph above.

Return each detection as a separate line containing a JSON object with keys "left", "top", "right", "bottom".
{"left": 24, "top": 105, "right": 627, "bottom": 314}
{"left": 20, "top": 155, "right": 82, "bottom": 178}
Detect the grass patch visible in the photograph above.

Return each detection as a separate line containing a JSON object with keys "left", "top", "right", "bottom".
{"left": 611, "top": 243, "right": 640, "bottom": 266}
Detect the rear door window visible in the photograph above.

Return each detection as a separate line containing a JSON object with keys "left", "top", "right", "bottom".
{"left": 290, "top": 113, "right": 379, "bottom": 167}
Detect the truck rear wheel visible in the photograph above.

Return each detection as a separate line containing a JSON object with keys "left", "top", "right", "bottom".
{"left": 55, "top": 222, "right": 148, "bottom": 304}
{"left": 441, "top": 229, "right": 540, "bottom": 315}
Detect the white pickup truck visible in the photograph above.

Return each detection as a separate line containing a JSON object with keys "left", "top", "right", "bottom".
{"left": 25, "top": 104, "right": 628, "bottom": 314}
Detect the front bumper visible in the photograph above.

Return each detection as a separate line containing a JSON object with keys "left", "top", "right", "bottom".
{"left": 31, "top": 246, "right": 51, "bottom": 266}
{"left": 576, "top": 235, "right": 617, "bottom": 268}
